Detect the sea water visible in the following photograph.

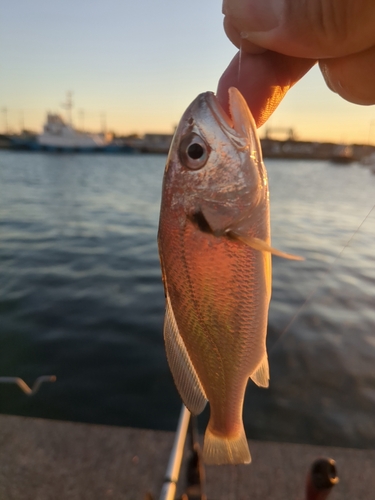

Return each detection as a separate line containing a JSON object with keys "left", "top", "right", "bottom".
{"left": 1, "top": 150, "right": 375, "bottom": 448}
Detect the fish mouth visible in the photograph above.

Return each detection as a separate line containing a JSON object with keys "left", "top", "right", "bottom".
{"left": 203, "top": 87, "right": 260, "bottom": 151}
{"left": 205, "top": 92, "right": 234, "bottom": 132}
{"left": 204, "top": 87, "right": 255, "bottom": 142}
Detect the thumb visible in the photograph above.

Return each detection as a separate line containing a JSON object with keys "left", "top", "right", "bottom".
{"left": 223, "top": 0, "right": 375, "bottom": 58}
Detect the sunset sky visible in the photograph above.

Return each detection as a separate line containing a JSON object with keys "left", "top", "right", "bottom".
{"left": 2, "top": 0, "right": 375, "bottom": 144}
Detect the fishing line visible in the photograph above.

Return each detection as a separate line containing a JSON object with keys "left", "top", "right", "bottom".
{"left": 237, "top": 39, "right": 243, "bottom": 84}
{"left": 269, "top": 200, "right": 375, "bottom": 354}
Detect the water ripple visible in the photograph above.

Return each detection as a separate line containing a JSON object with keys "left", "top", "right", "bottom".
{"left": 1, "top": 152, "right": 375, "bottom": 446}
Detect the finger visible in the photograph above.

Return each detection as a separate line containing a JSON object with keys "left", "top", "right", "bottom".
{"left": 223, "top": 0, "right": 375, "bottom": 59}
{"left": 320, "top": 44, "right": 375, "bottom": 105}
{"left": 217, "top": 51, "right": 316, "bottom": 128}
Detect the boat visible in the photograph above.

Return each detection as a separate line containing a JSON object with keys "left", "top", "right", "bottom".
{"left": 330, "top": 144, "right": 355, "bottom": 164}
{"left": 361, "top": 152, "right": 375, "bottom": 167}
{"left": 34, "top": 113, "right": 109, "bottom": 152}
{"left": 8, "top": 114, "right": 136, "bottom": 153}
{"left": 9, "top": 91, "right": 137, "bottom": 153}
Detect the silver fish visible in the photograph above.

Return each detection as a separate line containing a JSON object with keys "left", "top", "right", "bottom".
{"left": 158, "top": 87, "right": 300, "bottom": 465}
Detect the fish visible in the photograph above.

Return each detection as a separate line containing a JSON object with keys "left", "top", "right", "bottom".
{"left": 158, "top": 87, "right": 301, "bottom": 465}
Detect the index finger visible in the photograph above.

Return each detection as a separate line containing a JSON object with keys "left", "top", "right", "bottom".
{"left": 217, "top": 50, "right": 316, "bottom": 128}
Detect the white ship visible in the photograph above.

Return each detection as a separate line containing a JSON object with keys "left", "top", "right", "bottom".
{"left": 35, "top": 92, "right": 114, "bottom": 152}
{"left": 37, "top": 113, "right": 108, "bottom": 151}
{"left": 12, "top": 93, "right": 134, "bottom": 154}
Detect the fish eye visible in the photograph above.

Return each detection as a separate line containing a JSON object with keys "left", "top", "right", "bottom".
{"left": 187, "top": 142, "right": 204, "bottom": 159}
{"left": 179, "top": 133, "right": 209, "bottom": 170}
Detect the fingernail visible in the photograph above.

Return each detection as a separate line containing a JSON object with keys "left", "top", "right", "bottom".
{"left": 223, "top": 0, "right": 281, "bottom": 33}
{"left": 319, "top": 61, "right": 338, "bottom": 94}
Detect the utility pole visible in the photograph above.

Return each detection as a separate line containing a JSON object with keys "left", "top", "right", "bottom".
{"left": 19, "top": 110, "right": 24, "bottom": 133}
{"left": 61, "top": 91, "right": 73, "bottom": 125}
{"left": 101, "top": 112, "right": 107, "bottom": 135}
{"left": 79, "top": 109, "right": 85, "bottom": 132}
{"left": 2, "top": 107, "right": 8, "bottom": 134}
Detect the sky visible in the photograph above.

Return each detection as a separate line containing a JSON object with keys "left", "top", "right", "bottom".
{"left": 2, "top": 0, "right": 375, "bottom": 144}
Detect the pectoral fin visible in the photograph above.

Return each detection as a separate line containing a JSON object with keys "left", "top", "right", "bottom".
{"left": 164, "top": 296, "right": 207, "bottom": 415}
{"left": 250, "top": 354, "right": 270, "bottom": 388}
{"left": 229, "top": 233, "right": 304, "bottom": 261}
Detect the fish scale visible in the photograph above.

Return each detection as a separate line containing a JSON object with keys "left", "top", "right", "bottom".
{"left": 158, "top": 88, "right": 274, "bottom": 465}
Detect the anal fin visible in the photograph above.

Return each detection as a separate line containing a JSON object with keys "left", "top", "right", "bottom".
{"left": 164, "top": 296, "right": 207, "bottom": 415}
{"left": 250, "top": 353, "right": 270, "bottom": 388}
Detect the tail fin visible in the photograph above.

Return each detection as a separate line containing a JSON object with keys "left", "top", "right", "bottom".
{"left": 202, "top": 423, "right": 251, "bottom": 465}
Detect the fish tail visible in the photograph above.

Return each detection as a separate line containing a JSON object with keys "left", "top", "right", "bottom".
{"left": 202, "top": 422, "right": 251, "bottom": 465}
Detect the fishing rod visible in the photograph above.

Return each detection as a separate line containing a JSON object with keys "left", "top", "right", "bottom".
{"left": 159, "top": 404, "right": 206, "bottom": 500}
{"left": 159, "top": 405, "right": 191, "bottom": 500}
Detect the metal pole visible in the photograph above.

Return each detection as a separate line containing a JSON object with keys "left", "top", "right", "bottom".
{"left": 79, "top": 109, "right": 85, "bottom": 132}
{"left": 159, "top": 405, "right": 190, "bottom": 500}
{"left": 101, "top": 112, "right": 107, "bottom": 135}
{"left": 19, "top": 110, "right": 24, "bottom": 133}
{"left": 2, "top": 107, "right": 8, "bottom": 134}
{"left": 0, "top": 375, "right": 56, "bottom": 395}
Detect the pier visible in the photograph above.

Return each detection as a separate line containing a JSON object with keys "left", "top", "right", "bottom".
{"left": 1, "top": 414, "right": 374, "bottom": 499}
{"left": 1, "top": 131, "right": 375, "bottom": 160}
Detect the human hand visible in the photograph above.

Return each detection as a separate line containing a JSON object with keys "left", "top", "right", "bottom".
{"left": 217, "top": 0, "right": 375, "bottom": 128}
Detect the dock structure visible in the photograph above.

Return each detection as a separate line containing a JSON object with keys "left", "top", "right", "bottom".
{"left": 0, "top": 414, "right": 374, "bottom": 499}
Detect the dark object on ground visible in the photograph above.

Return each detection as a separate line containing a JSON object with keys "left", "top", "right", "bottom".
{"left": 306, "top": 458, "right": 339, "bottom": 500}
